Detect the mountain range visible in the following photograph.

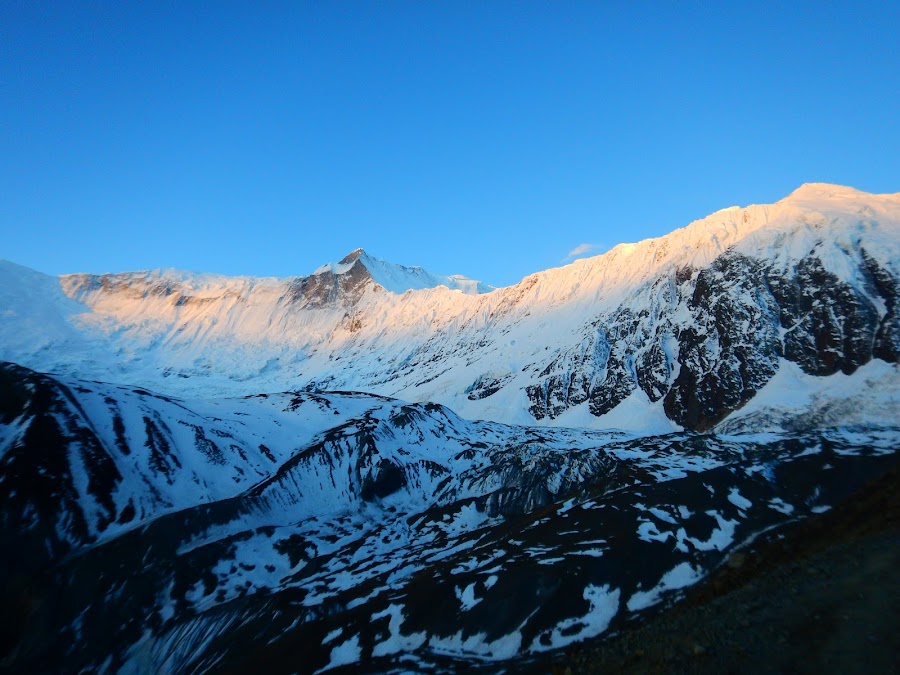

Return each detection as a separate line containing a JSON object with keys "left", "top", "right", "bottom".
{"left": 1, "top": 183, "right": 898, "bottom": 673}
{"left": 3, "top": 182, "right": 898, "bottom": 434}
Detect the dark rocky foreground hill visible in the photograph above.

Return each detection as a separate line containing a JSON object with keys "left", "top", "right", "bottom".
{"left": 551, "top": 461, "right": 900, "bottom": 675}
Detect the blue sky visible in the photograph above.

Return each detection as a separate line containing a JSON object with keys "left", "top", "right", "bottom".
{"left": 2, "top": 2, "right": 898, "bottom": 287}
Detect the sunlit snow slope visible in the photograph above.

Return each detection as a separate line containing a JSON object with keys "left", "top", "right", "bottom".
{"left": 1, "top": 183, "right": 898, "bottom": 432}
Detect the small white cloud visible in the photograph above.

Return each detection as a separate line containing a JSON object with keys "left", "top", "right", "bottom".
{"left": 565, "top": 243, "right": 597, "bottom": 260}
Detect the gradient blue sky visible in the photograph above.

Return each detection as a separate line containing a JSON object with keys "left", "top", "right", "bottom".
{"left": 2, "top": 2, "right": 898, "bottom": 287}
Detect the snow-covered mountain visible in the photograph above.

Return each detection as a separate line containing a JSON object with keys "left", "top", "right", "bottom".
{"left": 2, "top": 362, "right": 895, "bottom": 673}
{"left": 2, "top": 183, "right": 899, "bottom": 673}
{"left": 312, "top": 247, "right": 494, "bottom": 295}
{"left": 2, "top": 183, "right": 898, "bottom": 433}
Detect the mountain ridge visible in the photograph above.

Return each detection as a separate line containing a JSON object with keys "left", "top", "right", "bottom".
{"left": 1, "top": 183, "right": 898, "bottom": 433}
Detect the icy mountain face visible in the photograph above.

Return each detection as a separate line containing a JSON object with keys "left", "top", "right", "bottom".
{"left": 2, "top": 184, "right": 899, "bottom": 433}
{"left": 1, "top": 363, "right": 896, "bottom": 672}
{"left": 521, "top": 186, "right": 900, "bottom": 431}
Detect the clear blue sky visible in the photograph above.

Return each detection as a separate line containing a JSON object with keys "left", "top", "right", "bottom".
{"left": 2, "top": 2, "right": 898, "bottom": 287}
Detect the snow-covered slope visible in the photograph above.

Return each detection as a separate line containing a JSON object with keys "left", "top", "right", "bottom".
{"left": 0, "top": 260, "right": 96, "bottom": 373}
{"left": 3, "top": 363, "right": 896, "bottom": 672}
{"left": 1, "top": 183, "right": 898, "bottom": 432}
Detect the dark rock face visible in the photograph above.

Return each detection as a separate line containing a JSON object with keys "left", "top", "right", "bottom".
{"left": 466, "top": 373, "right": 512, "bottom": 400}
{"left": 525, "top": 274, "right": 685, "bottom": 423}
{"left": 769, "top": 254, "right": 878, "bottom": 376}
{"left": 863, "top": 250, "right": 900, "bottom": 363}
{"left": 663, "top": 249, "right": 900, "bottom": 430}
{"left": 526, "top": 247, "right": 900, "bottom": 432}
{"left": 860, "top": 249, "right": 900, "bottom": 363}
{"left": 359, "top": 459, "right": 407, "bottom": 501}
{"left": 0, "top": 365, "right": 108, "bottom": 575}
{"left": 664, "top": 253, "right": 782, "bottom": 431}
{"left": 283, "top": 258, "right": 376, "bottom": 308}
{"left": 584, "top": 311, "right": 640, "bottom": 418}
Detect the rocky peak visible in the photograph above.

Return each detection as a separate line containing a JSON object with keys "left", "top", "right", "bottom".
{"left": 339, "top": 248, "right": 367, "bottom": 265}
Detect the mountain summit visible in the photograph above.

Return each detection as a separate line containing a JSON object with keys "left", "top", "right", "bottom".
{"left": 0, "top": 183, "right": 897, "bottom": 433}
{"left": 313, "top": 247, "right": 494, "bottom": 295}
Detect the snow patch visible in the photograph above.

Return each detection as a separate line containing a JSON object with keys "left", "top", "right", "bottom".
{"left": 371, "top": 605, "right": 427, "bottom": 657}
{"left": 728, "top": 488, "right": 752, "bottom": 510}
{"left": 428, "top": 628, "right": 522, "bottom": 661}
{"left": 455, "top": 583, "right": 482, "bottom": 611}
{"left": 317, "top": 634, "right": 361, "bottom": 673}
{"left": 627, "top": 562, "right": 703, "bottom": 612}
{"left": 529, "top": 585, "right": 621, "bottom": 652}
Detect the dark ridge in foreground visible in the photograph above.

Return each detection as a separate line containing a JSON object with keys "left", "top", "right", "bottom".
{"left": 1, "top": 361, "right": 896, "bottom": 673}
{"left": 552, "top": 460, "right": 900, "bottom": 674}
